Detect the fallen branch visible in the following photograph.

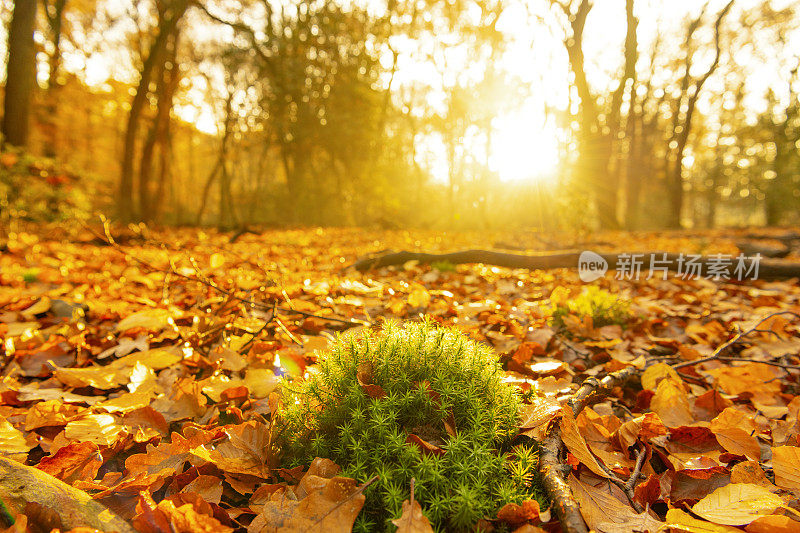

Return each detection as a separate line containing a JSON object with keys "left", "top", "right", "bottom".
{"left": 349, "top": 249, "right": 800, "bottom": 280}
{"left": 539, "top": 366, "right": 640, "bottom": 533}
{"left": 0, "top": 456, "right": 135, "bottom": 532}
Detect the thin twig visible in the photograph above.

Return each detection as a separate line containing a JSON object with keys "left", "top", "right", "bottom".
{"left": 672, "top": 311, "right": 800, "bottom": 370}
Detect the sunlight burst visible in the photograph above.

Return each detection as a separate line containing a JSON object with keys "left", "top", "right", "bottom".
{"left": 489, "top": 107, "right": 562, "bottom": 184}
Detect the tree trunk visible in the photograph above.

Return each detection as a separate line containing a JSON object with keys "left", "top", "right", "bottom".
{"left": 665, "top": 0, "right": 733, "bottom": 229}
{"left": 2, "top": 0, "right": 38, "bottom": 148}
{"left": 138, "top": 32, "right": 180, "bottom": 222}
{"left": 118, "top": 0, "right": 187, "bottom": 221}
{"left": 42, "top": 0, "right": 67, "bottom": 158}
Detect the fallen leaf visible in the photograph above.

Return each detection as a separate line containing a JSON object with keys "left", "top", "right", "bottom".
{"left": 64, "top": 414, "right": 125, "bottom": 447}
{"left": 730, "top": 461, "right": 777, "bottom": 490}
{"left": 664, "top": 508, "right": 742, "bottom": 532}
{"left": 568, "top": 473, "right": 662, "bottom": 532}
{"left": 745, "top": 514, "right": 800, "bottom": 532}
{"left": 497, "top": 500, "right": 540, "bottom": 525}
{"left": 772, "top": 446, "right": 800, "bottom": 492}
{"left": 560, "top": 407, "right": 610, "bottom": 478}
{"left": 692, "top": 483, "right": 784, "bottom": 526}
{"left": 405, "top": 434, "right": 445, "bottom": 457}
{"left": 36, "top": 441, "right": 102, "bottom": 484}
{"left": 0, "top": 416, "right": 34, "bottom": 459}
{"left": 392, "top": 498, "right": 434, "bottom": 532}
{"left": 248, "top": 476, "right": 365, "bottom": 533}
{"left": 116, "top": 309, "right": 174, "bottom": 332}
{"left": 711, "top": 407, "right": 761, "bottom": 460}
{"left": 650, "top": 377, "right": 694, "bottom": 428}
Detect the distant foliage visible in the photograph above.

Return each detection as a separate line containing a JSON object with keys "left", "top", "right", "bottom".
{"left": 281, "top": 321, "right": 543, "bottom": 531}
{"left": 549, "top": 286, "right": 632, "bottom": 329}
{"left": 0, "top": 147, "right": 91, "bottom": 225}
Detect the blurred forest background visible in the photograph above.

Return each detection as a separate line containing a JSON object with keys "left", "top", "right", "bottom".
{"left": 0, "top": 0, "right": 798, "bottom": 231}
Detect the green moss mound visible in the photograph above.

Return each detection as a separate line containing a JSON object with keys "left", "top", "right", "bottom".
{"left": 280, "top": 321, "right": 543, "bottom": 532}
{"left": 549, "top": 285, "right": 631, "bottom": 329}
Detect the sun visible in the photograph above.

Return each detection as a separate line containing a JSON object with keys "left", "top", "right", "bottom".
{"left": 489, "top": 104, "right": 562, "bottom": 184}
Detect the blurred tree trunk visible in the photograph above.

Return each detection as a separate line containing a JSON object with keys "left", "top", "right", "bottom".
{"left": 765, "top": 63, "right": 798, "bottom": 226}
{"left": 556, "top": 0, "right": 636, "bottom": 230}
{"left": 118, "top": 0, "right": 188, "bottom": 222}
{"left": 41, "top": 0, "right": 67, "bottom": 158}
{"left": 200, "top": 90, "right": 237, "bottom": 230}
{"left": 2, "top": 0, "right": 37, "bottom": 148}
{"left": 603, "top": 0, "right": 637, "bottom": 228}
{"left": 139, "top": 31, "right": 180, "bottom": 222}
{"left": 664, "top": 1, "right": 733, "bottom": 229}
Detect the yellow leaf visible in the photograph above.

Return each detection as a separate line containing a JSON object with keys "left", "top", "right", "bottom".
{"left": 407, "top": 286, "right": 431, "bottom": 309}
{"left": 641, "top": 362, "right": 682, "bottom": 391}
{"left": 64, "top": 414, "right": 124, "bottom": 446}
{"left": 0, "top": 416, "right": 33, "bottom": 459}
{"left": 692, "top": 483, "right": 783, "bottom": 526}
{"left": 116, "top": 309, "right": 173, "bottom": 332}
{"left": 116, "top": 348, "right": 183, "bottom": 371}
{"left": 243, "top": 368, "right": 278, "bottom": 399}
{"left": 650, "top": 377, "right": 694, "bottom": 428}
{"left": 730, "top": 461, "right": 777, "bottom": 490}
{"left": 96, "top": 392, "right": 152, "bottom": 413}
{"left": 711, "top": 408, "right": 761, "bottom": 460}
{"left": 210, "top": 253, "right": 226, "bottom": 269}
{"left": 772, "top": 446, "right": 800, "bottom": 492}
{"left": 519, "top": 396, "right": 561, "bottom": 430}
{"left": 21, "top": 297, "right": 51, "bottom": 319}
{"left": 664, "top": 509, "right": 742, "bottom": 532}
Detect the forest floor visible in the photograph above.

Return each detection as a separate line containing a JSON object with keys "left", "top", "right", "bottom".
{"left": 1, "top": 225, "right": 800, "bottom": 533}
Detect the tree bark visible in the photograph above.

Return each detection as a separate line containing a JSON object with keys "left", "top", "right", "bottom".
{"left": 2, "top": 0, "right": 38, "bottom": 148}
{"left": 0, "top": 456, "right": 134, "bottom": 533}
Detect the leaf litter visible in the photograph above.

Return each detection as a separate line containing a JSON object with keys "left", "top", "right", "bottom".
{"left": 0, "top": 226, "right": 800, "bottom": 531}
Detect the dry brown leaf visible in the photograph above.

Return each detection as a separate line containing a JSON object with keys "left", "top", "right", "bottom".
{"left": 36, "top": 441, "right": 102, "bottom": 484}
{"left": 568, "top": 473, "right": 662, "bottom": 532}
{"left": 392, "top": 498, "right": 434, "bottom": 532}
{"left": 496, "top": 500, "right": 541, "bottom": 525}
{"left": 248, "top": 476, "right": 365, "bottom": 533}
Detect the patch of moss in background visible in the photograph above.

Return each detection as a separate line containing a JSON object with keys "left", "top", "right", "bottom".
{"left": 549, "top": 285, "right": 632, "bottom": 329}
{"left": 280, "top": 321, "right": 544, "bottom": 532}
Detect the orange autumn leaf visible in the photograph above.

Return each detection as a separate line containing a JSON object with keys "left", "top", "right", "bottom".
{"left": 36, "top": 441, "right": 102, "bottom": 484}
{"left": 772, "top": 446, "right": 800, "bottom": 492}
